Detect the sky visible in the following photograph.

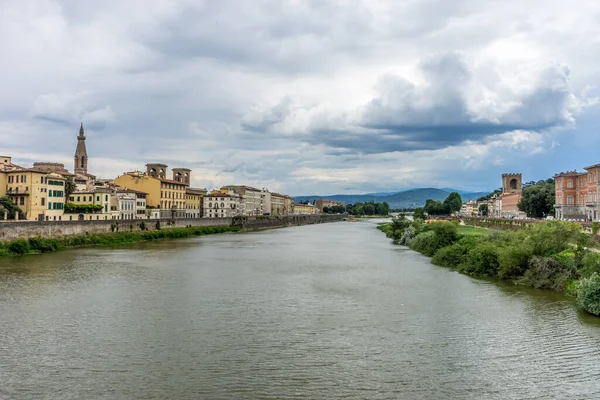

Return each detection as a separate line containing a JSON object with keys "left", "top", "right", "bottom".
{"left": 2, "top": 0, "right": 600, "bottom": 196}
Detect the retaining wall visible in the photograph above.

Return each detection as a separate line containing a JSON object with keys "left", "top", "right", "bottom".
{"left": 0, "top": 214, "right": 345, "bottom": 241}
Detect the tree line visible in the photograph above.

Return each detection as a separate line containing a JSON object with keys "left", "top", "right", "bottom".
{"left": 322, "top": 201, "right": 390, "bottom": 216}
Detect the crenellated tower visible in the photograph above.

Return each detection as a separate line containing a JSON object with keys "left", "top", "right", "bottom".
{"left": 74, "top": 123, "right": 88, "bottom": 175}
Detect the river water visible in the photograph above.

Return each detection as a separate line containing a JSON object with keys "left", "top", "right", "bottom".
{"left": 1, "top": 220, "right": 600, "bottom": 399}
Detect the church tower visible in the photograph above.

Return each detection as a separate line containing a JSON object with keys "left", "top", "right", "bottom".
{"left": 74, "top": 123, "right": 88, "bottom": 175}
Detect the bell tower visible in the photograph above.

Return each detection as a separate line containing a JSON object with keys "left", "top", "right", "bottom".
{"left": 74, "top": 122, "right": 88, "bottom": 175}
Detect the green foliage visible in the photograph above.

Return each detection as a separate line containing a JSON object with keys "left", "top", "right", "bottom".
{"left": 64, "top": 176, "right": 76, "bottom": 201}
{"left": 65, "top": 203, "right": 103, "bottom": 213}
{"left": 593, "top": 222, "right": 600, "bottom": 236}
{"left": 478, "top": 203, "right": 489, "bottom": 216}
{"left": 551, "top": 250, "right": 575, "bottom": 269}
{"left": 8, "top": 239, "right": 30, "bottom": 254}
{"left": 431, "top": 239, "right": 472, "bottom": 269}
{"left": 580, "top": 252, "right": 600, "bottom": 279}
{"left": 155, "top": 220, "right": 161, "bottom": 230}
{"left": 458, "top": 242, "right": 499, "bottom": 276}
{"left": 517, "top": 180, "right": 555, "bottom": 218}
{"left": 518, "top": 256, "right": 577, "bottom": 291}
{"left": 443, "top": 192, "right": 463, "bottom": 214}
{"left": 0, "top": 197, "right": 25, "bottom": 219}
{"left": 0, "top": 226, "right": 241, "bottom": 256}
{"left": 413, "top": 207, "right": 426, "bottom": 220}
{"left": 411, "top": 222, "right": 458, "bottom": 256}
{"left": 497, "top": 242, "right": 534, "bottom": 279}
{"left": 340, "top": 202, "right": 390, "bottom": 216}
{"left": 424, "top": 199, "right": 447, "bottom": 216}
{"left": 577, "top": 273, "right": 600, "bottom": 315}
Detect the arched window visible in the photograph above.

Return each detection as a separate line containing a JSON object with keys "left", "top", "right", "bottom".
{"left": 221, "top": 203, "right": 225, "bottom": 208}
{"left": 208, "top": 202, "right": 212, "bottom": 208}
{"left": 81, "top": 156, "right": 85, "bottom": 168}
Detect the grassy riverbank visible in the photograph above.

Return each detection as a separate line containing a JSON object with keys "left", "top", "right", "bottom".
{"left": 378, "top": 217, "right": 600, "bottom": 316}
{"left": 0, "top": 225, "right": 240, "bottom": 257}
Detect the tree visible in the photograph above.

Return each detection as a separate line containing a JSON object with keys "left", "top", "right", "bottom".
{"left": 518, "top": 180, "right": 555, "bottom": 218}
{"left": 443, "top": 192, "right": 463, "bottom": 215}
{"left": 414, "top": 207, "right": 426, "bottom": 220}
{"left": 479, "top": 203, "right": 489, "bottom": 216}
{"left": 64, "top": 176, "right": 76, "bottom": 203}
{"left": 0, "top": 197, "right": 24, "bottom": 219}
{"left": 424, "top": 199, "right": 446, "bottom": 215}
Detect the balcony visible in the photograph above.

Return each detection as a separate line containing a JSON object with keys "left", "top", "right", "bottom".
{"left": 6, "top": 189, "right": 29, "bottom": 196}
{"left": 586, "top": 202, "right": 598, "bottom": 207}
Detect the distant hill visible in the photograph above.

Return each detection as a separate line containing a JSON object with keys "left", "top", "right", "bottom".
{"left": 293, "top": 188, "right": 489, "bottom": 209}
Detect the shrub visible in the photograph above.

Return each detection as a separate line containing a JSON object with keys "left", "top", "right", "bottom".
{"left": 577, "top": 273, "right": 600, "bottom": 316}
{"left": 410, "top": 230, "right": 435, "bottom": 256}
{"left": 580, "top": 252, "right": 600, "bottom": 279}
{"left": 8, "top": 239, "right": 30, "bottom": 255}
{"left": 431, "top": 242, "right": 470, "bottom": 269}
{"left": 458, "top": 242, "right": 499, "bottom": 277}
{"left": 497, "top": 242, "right": 534, "bottom": 279}
{"left": 518, "top": 256, "right": 577, "bottom": 291}
{"left": 551, "top": 250, "right": 576, "bottom": 269}
{"left": 28, "top": 237, "right": 61, "bottom": 253}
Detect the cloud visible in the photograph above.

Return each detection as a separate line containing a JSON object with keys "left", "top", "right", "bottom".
{"left": 3, "top": 0, "right": 600, "bottom": 195}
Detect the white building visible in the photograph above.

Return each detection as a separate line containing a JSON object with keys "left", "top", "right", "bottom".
{"left": 203, "top": 192, "right": 242, "bottom": 218}
{"left": 221, "top": 185, "right": 266, "bottom": 215}
{"left": 115, "top": 191, "right": 137, "bottom": 220}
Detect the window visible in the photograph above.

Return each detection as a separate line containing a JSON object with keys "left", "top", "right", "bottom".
{"left": 568, "top": 194, "right": 574, "bottom": 205}
{"left": 69, "top": 196, "right": 74, "bottom": 201}
{"left": 77, "top": 196, "right": 80, "bottom": 201}
{"left": 567, "top": 180, "right": 574, "bottom": 188}
{"left": 8, "top": 176, "right": 13, "bottom": 183}
{"left": 41, "top": 198, "right": 46, "bottom": 206}
{"left": 105, "top": 195, "right": 108, "bottom": 201}
{"left": 96, "top": 196, "right": 100, "bottom": 202}
{"left": 48, "top": 202, "right": 52, "bottom": 210}
{"left": 20, "top": 197, "right": 25, "bottom": 206}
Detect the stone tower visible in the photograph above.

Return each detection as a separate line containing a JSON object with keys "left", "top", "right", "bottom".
{"left": 74, "top": 123, "right": 88, "bottom": 175}
{"left": 146, "top": 163, "right": 168, "bottom": 179}
{"left": 172, "top": 168, "right": 191, "bottom": 185}
{"left": 502, "top": 173, "right": 522, "bottom": 194}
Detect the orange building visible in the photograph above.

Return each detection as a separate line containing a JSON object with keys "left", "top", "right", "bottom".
{"left": 554, "top": 164, "right": 600, "bottom": 221}
{"left": 500, "top": 173, "right": 525, "bottom": 218}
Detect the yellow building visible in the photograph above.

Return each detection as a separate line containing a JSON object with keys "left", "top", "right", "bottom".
{"left": 293, "top": 203, "right": 317, "bottom": 215}
{"left": 284, "top": 195, "right": 294, "bottom": 215}
{"left": 0, "top": 166, "right": 66, "bottom": 221}
{"left": 111, "top": 170, "right": 188, "bottom": 218}
{"left": 186, "top": 188, "right": 207, "bottom": 218}
{"left": 270, "top": 193, "right": 287, "bottom": 216}
{"left": 67, "top": 188, "right": 116, "bottom": 220}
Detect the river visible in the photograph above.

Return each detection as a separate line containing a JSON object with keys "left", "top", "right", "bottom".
{"left": 1, "top": 220, "right": 600, "bottom": 399}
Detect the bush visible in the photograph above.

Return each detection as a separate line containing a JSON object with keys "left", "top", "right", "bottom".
{"left": 577, "top": 273, "right": 600, "bottom": 315}
{"left": 551, "top": 250, "right": 576, "bottom": 269}
{"left": 410, "top": 230, "right": 436, "bottom": 256}
{"left": 458, "top": 242, "right": 499, "bottom": 277}
{"left": 431, "top": 241, "right": 470, "bottom": 269}
{"left": 28, "top": 237, "right": 61, "bottom": 253}
{"left": 580, "top": 252, "right": 600, "bottom": 279}
{"left": 8, "top": 239, "right": 30, "bottom": 255}
{"left": 497, "top": 242, "right": 534, "bottom": 279}
{"left": 518, "top": 256, "right": 577, "bottom": 291}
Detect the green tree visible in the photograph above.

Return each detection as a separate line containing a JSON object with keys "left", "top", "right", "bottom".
{"left": 443, "top": 192, "right": 463, "bottom": 215}
{"left": 0, "top": 197, "right": 25, "bottom": 219}
{"left": 64, "top": 176, "right": 76, "bottom": 203}
{"left": 413, "top": 207, "right": 426, "bottom": 220}
{"left": 478, "top": 203, "right": 489, "bottom": 216}
{"left": 424, "top": 199, "right": 446, "bottom": 215}
{"left": 518, "top": 180, "right": 555, "bottom": 218}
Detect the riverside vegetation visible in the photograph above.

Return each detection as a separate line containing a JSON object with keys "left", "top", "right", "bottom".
{"left": 378, "top": 215, "right": 600, "bottom": 317}
{"left": 0, "top": 225, "right": 240, "bottom": 257}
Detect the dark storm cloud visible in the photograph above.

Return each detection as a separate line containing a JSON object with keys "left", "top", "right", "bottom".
{"left": 298, "top": 53, "right": 581, "bottom": 154}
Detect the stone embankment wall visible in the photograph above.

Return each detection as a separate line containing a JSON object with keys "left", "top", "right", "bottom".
{"left": 236, "top": 214, "right": 344, "bottom": 230}
{"left": 0, "top": 215, "right": 345, "bottom": 241}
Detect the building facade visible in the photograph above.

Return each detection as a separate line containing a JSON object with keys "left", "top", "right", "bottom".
{"left": 202, "top": 193, "right": 242, "bottom": 218}
{"left": 222, "top": 185, "right": 264, "bottom": 215}
{"left": 315, "top": 199, "right": 344, "bottom": 213}
{"left": 294, "top": 203, "right": 317, "bottom": 215}
{"left": 111, "top": 164, "right": 190, "bottom": 218}
{"left": 500, "top": 173, "right": 524, "bottom": 218}
{"left": 554, "top": 164, "right": 600, "bottom": 221}
{"left": 186, "top": 188, "right": 207, "bottom": 218}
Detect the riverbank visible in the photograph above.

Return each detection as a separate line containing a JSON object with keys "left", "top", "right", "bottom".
{"left": 378, "top": 217, "right": 600, "bottom": 316}
{"left": 0, "top": 226, "right": 240, "bottom": 257}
